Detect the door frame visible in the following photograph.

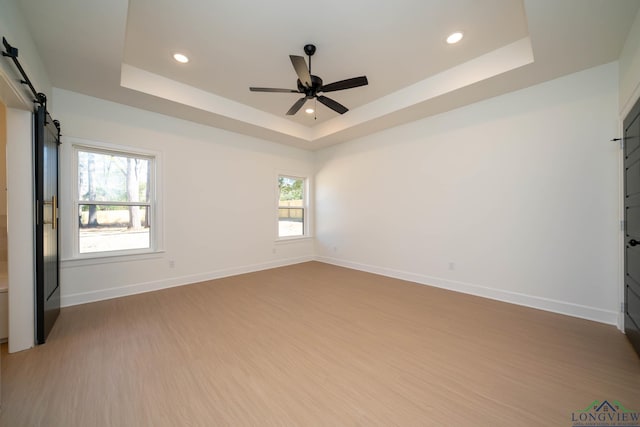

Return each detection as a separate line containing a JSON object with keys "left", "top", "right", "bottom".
{"left": 0, "top": 65, "right": 37, "bottom": 353}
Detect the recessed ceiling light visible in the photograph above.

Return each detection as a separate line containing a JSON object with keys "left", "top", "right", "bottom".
{"left": 305, "top": 108, "right": 314, "bottom": 114}
{"left": 173, "top": 53, "right": 189, "bottom": 64}
{"left": 446, "top": 32, "right": 464, "bottom": 44}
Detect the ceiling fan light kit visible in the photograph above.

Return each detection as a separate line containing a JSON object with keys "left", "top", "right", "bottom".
{"left": 249, "top": 44, "right": 368, "bottom": 116}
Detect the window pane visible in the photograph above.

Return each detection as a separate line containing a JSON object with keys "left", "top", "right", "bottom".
{"left": 278, "top": 207, "right": 304, "bottom": 237}
{"left": 78, "top": 151, "right": 150, "bottom": 203}
{"left": 79, "top": 204, "right": 150, "bottom": 253}
{"left": 278, "top": 176, "right": 305, "bottom": 237}
{"left": 279, "top": 176, "right": 303, "bottom": 203}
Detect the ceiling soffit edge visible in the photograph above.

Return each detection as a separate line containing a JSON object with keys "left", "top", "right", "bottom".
{"left": 120, "top": 37, "right": 533, "bottom": 144}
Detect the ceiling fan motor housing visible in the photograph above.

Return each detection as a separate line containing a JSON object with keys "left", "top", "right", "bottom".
{"left": 297, "top": 75, "right": 323, "bottom": 97}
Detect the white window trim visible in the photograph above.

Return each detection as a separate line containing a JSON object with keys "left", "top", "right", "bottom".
{"left": 275, "top": 171, "right": 311, "bottom": 242}
{"left": 61, "top": 137, "right": 164, "bottom": 262}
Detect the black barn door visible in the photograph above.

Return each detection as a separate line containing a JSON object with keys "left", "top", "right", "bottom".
{"left": 35, "top": 104, "right": 60, "bottom": 344}
{"left": 624, "top": 95, "right": 640, "bottom": 357}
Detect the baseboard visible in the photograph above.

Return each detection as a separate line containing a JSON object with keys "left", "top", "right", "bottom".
{"left": 60, "top": 255, "right": 315, "bottom": 307}
{"left": 61, "top": 253, "right": 620, "bottom": 326}
{"left": 618, "top": 312, "right": 625, "bottom": 333}
{"left": 316, "top": 256, "right": 619, "bottom": 326}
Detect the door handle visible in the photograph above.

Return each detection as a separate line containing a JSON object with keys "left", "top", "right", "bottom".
{"left": 629, "top": 239, "right": 639, "bottom": 247}
{"left": 52, "top": 195, "right": 57, "bottom": 230}
{"left": 42, "top": 196, "right": 57, "bottom": 229}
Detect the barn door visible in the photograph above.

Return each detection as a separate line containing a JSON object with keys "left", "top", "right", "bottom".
{"left": 624, "top": 94, "right": 640, "bottom": 357}
{"left": 34, "top": 103, "right": 61, "bottom": 344}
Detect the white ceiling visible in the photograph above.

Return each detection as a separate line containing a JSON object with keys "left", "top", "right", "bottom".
{"left": 15, "top": 0, "right": 640, "bottom": 150}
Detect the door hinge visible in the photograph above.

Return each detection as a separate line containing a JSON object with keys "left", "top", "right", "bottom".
{"left": 621, "top": 302, "right": 625, "bottom": 313}
{"left": 621, "top": 219, "right": 625, "bottom": 232}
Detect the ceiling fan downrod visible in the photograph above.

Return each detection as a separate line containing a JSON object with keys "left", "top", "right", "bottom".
{"left": 304, "top": 43, "right": 316, "bottom": 74}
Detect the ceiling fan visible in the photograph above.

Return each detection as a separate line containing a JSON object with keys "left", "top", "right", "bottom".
{"left": 249, "top": 44, "right": 368, "bottom": 116}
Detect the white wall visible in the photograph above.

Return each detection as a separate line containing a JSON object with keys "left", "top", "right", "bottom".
{"left": 52, "top": 89, "right": 315, "bottom": 306}
{"left": 315, "top": 62, "right": 621, "bottom": 325}
{"left": 619, "top": 6, "right": 640, "bottom": 115}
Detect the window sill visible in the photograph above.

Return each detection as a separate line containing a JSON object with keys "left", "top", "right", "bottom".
{"left": 61, "top": 250, "right": 165, "bottom": 268}
{"left": 275, "top": 236, "right": 314, "bottom": 244}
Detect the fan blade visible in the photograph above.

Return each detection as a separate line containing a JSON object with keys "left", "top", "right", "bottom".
{"left": 286, "top": 97, "right": 308, "bottom": 115}
{"left": 290, "top": 55, "right": 312, "bottom": 88}
{"left": 321, "top": 76, "right": 368, "bottom": 93}
{"left": 250, "top": 87, "right": 300, "bottom": 93}
{"left": 317, "top": 95, "right": 348, "bottom": 114}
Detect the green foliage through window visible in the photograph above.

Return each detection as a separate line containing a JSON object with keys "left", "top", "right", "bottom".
{"left": 278, "top": 176, "right": 303, "bottom": 201}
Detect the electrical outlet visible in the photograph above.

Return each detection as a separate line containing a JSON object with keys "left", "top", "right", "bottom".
{"left": 169, "top": 260, "right": 175, "bottom": 268}
{"left": 448, "top": 262, "right": 455, "bottom": 271}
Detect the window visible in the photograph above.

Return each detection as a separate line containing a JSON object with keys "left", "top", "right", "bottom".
{"left": 278, "top": 175, "right": 307, "bottom": 238}
{"left": 75, "top": 146, "right": 156, "bottom": 255}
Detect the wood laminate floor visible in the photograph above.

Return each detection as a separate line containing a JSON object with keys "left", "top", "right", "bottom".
{"left": 1, "top": 261, "right": 639, "bottom": 426}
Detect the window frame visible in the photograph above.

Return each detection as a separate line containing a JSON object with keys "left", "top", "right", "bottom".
{"left": 276, "top": 173, "right": 310, "bottom": 241}
{"left": 70, "top": 141, "right": 163, "bottom": 259}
